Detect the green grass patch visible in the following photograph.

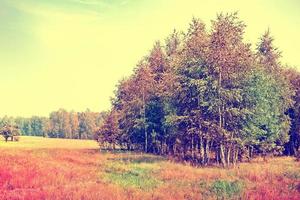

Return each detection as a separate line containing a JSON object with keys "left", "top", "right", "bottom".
{"left": 108, "top": 154, "right": 167, "bottom": 164}
{"left": 210, "top": 180, "right": 243, "bottom": 199}
{"left": 102, "top": 157, "right": 163, "bottom": 190}
{"left": 283, "top": 170, "right": 300, "bottom": 180}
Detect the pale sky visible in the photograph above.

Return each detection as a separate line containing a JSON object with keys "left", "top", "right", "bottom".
{"left": 0, "top": 0, "right": 299, "bottom": 117}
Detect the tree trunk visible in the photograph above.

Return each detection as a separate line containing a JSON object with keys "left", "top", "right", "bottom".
{"left": 233, "top": 148, "right": 239, "bottom": 167}
{"left": 143, "top": 89, "right": 148, "bottom": 153}
{"left": 226, "top": 146, "right": 231, "bottom": 165}
{"left": 220, "top": 144, "right": 226, "bottom": 167}
{"left": 215, "top": 148, "right": 219, "bottom": 163}
{"left": 160, "top": 139, "right": 163, "bottom": 155}
{"left": 204, "top": 139, "right": 210, "bottom": 165}
{"left": 191, "top": 133, "right": 194, "bottom": 160}
{"left": 218, "top": 66, "right": 226, "bottom": 167}
{"left": 199, "top": 136, "right": 204, "bottom": 164}
{"left": 248, "top": 146, "right": 253, "bottom": 162}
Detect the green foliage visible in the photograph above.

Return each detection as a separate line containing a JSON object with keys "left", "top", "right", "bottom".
{"left": 210, "top": 180, "right": 243, "bottom": 199}
{"left": 1, "top": 109, "right": 105, "bottom": 140}
{"left": 283, "top": 68, "right": 300, "bottom": 155}
{"left": 96, "top": 12, "right": 296, "bottom": 166}
{"left": 103, "top": 161, "right": 162, "bottom": 190}
{"left": 242, "top": 69, "right": 291, "bottom": 154}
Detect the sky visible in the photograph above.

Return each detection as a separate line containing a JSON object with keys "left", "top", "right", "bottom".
{"left": 0, "top": 0, "right": 299, "bottom": 117}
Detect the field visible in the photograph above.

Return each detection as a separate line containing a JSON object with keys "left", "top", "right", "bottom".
{"left": 0, "top": 137, "right": 300, "bottom": 200}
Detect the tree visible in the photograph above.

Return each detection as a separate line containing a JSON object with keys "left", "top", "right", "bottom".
{"left": 48, "top": 109, "right": 71, "bottom": 138}
{"left": 98, "top": 12, "right": 297, "bottom": 166}
{"left": 242, "top": 68, "right": 291, "bottom": 159}
{"left": 30, "top": 116, "right": 48, "bottom": 136}
{"left": 0, "top": 124, "right": 20, "bottom": 142}
{"left": 256, "top": 29, "right": 281, "bottom": 73}
{"left": 207, "top": 12, "right": 253, "bottom": 166}
{"left": 69, "top": 111, "right": 79, "bottom": 139}
{"left": 96, "top": 109, "right": 120, "bottom": 149}
{"left": 283, "top": 68, "right": 300, "bottom": 155}
{"left": 78, "top": 109, "right": 98, "bottom": 139}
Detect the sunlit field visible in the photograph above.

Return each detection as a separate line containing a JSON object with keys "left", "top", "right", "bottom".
{"left": 0, "top": 136, "right": 98, "bottom": 149}
{"left": 0, "top": 136, "right": 299, "bottom": 200}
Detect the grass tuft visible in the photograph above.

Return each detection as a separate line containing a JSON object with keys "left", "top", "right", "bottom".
{"left": 210, "top": 180, "right": 243, "bottom": 199}
{"left": 283, "top": 170, "right": 300, "bottom": 180}
{"left": 103, "top": 159, "right": 162, "bottom": 190}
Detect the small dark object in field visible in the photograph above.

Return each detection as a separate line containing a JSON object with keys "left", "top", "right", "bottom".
{"left": 0, "top": 124, "right": 20, "bottom": 142}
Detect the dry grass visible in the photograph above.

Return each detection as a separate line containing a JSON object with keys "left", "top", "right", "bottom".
{"left": 0, "top": 136, "right": 99, "bottom": 149}
{"left": 0, "top": 136, "right": 299, "bottom": 200}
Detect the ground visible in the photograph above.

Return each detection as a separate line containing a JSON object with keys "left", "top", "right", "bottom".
{"left": 0, "top": 136, "right": 299, "bottom": 200}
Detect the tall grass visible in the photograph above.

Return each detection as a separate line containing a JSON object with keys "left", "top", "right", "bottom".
{"left": 0, "top": 136, "right": 299, "bottom": 200}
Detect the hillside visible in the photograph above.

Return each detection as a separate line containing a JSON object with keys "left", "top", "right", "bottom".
{"left": 0, "top": 136, "right": 299, "bottom": 200}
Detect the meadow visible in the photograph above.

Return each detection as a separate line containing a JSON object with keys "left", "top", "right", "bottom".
{"left": 0, "top": 136, "right": 299, "bottom": 200}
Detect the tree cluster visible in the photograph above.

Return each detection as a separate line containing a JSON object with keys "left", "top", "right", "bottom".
{"left": 96, "top": 13, "right": 299, "bottom": 166}
{"left": 0, "top": 109, "right": 105, "bottom": 139}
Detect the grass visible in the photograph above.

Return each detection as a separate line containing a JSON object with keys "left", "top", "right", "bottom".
{"left": 283, "top": 169, "right": 300, "bottom": 180}
{"left": 103, "top": 162, "right": 161, "bottom": 190}
{"left": 101, "top": 154, "right": 164, "bottom": 190}
{"left": 210, "top": 180, "right": 243, "bottom": 199}
{"left": 1, "top": 136, "right": 300, "bottom": 200}
{"left": 0, "top": 136, "right": 99, "bottom": 149}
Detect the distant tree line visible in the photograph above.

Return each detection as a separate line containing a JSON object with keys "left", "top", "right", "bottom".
{"left": 0, "top": 109, "right": 105, "bottom": 139}
{"left": 95, "top": 13, "right": 300, "bottom": 166}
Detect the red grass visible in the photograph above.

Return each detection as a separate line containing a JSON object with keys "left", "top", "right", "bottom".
{"left": 0, "top": 137, "right": 299, "bottom": 200}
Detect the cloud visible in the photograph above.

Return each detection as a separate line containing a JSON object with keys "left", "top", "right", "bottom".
{"left": 69, "top": 0, "right": 109, "bottom": 6}
{"left": 7, "top": 0, "right": 105, "bottom": 21}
